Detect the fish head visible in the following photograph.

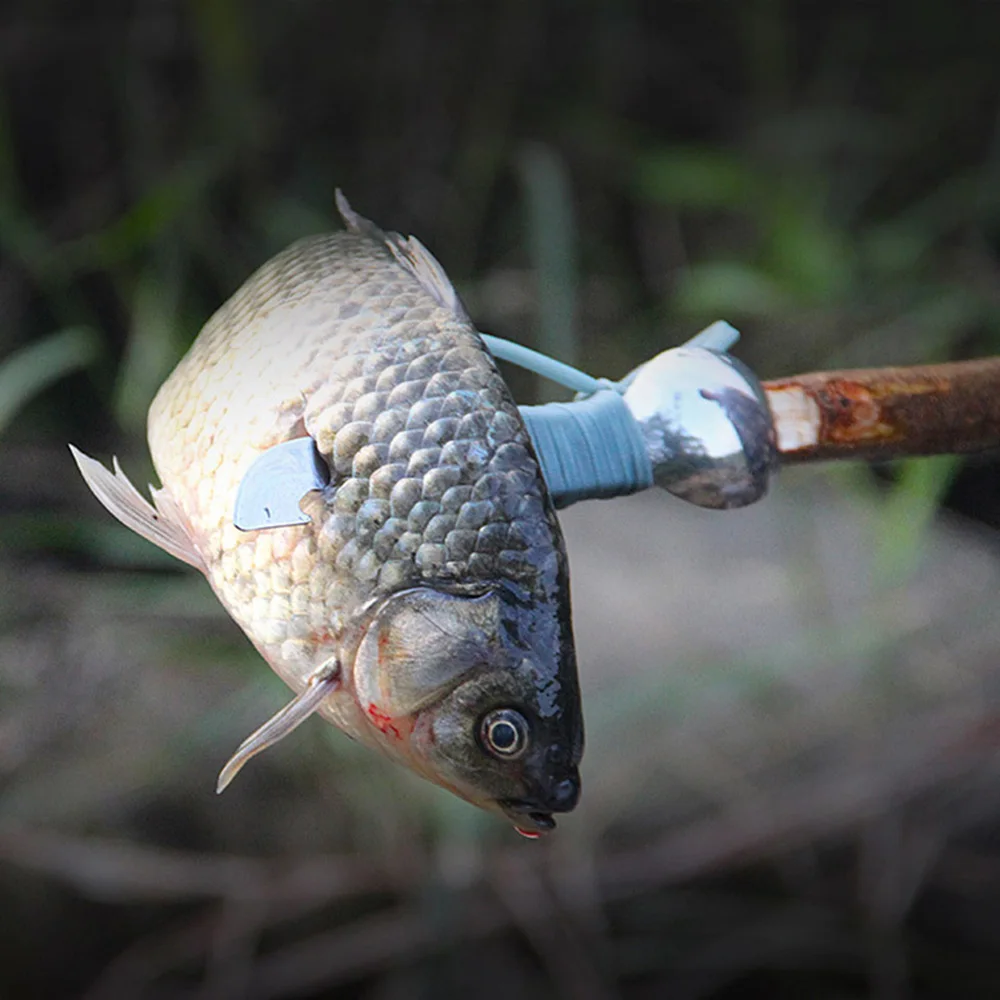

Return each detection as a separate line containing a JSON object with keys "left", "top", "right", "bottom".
{"left": 351, "top": 584, "right": 583, "bottom": 834}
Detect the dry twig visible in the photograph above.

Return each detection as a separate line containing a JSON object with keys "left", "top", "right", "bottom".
{"left": 765, "top": 358, "right": 1000, "bottom": 463}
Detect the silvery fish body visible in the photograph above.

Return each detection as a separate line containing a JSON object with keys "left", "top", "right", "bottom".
{"left": 72, "top": 197, "right": 583, "bottom": 834}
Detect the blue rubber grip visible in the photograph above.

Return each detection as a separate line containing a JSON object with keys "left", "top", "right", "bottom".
{"left": 520, "top": 391, "right": 653, "bottom": 509}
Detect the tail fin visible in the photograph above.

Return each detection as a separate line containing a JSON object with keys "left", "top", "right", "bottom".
{"left": 69, "top": 445, "right": 204, "bottom": 571}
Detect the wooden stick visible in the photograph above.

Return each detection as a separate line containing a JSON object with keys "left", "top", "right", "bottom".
{"left": 763, "top": 358, "right": 1000, "bottom": 463}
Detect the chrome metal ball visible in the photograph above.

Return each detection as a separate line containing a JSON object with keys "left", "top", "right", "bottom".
{"left": 622, "top": 346, "right": 777, "bottom": 509}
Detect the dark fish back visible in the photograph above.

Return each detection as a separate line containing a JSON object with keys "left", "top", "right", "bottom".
{"left": 292, "top": 231, "right": 566, "bottom": 604}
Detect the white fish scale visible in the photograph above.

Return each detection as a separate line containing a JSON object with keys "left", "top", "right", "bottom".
{"left": 146, "top": 230, "right": 563, "bottom": 740}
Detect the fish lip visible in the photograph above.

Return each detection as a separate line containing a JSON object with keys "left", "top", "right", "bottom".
{"left": 499, "top": 800, "right": 557, "bottom": 834}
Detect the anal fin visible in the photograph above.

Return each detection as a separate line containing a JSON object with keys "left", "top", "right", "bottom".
{"left": 69, "top": 444, "right": 204, "bottom": 571}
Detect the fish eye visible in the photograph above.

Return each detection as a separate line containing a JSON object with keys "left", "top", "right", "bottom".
{"left": 479, "top": 708, "right": 529, "bottom": 760}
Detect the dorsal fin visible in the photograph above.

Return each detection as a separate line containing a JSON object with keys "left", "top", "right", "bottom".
{"left": 335, "top": 189, "right": 469, "bottom": 320}
{"left": 69, "top": 445, "right": 205, "bottom": 571}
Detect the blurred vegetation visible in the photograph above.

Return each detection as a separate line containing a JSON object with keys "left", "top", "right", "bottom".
{"left": 3, "top": 1, "right": 1000, "bottom": 997}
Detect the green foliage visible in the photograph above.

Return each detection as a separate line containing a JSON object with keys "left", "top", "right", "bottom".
{"left": 517, "top": 142, "right": 579, "bottom": 396}
{"left": 633, "top": 139, "right": 1000, "bottom": 371}
{"left": 873, "top": 455, "right": 963, "bottom": 587}
{"left": 0, "top": 327, "right": 100, "bottom": 435}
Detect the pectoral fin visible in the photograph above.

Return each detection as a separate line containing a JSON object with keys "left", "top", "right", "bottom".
{"left": 216, "top": 657, "right": 341, "bottom": 793}
{"left": 69, "top": 445, "right": 204, "bottom": 571}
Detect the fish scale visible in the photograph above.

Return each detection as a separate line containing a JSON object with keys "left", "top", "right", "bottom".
{"left": 73, "top": 198, "right": 583, "bottom": 832}
{"left": 152, "top": 228, "right": 563, "bottom": 693}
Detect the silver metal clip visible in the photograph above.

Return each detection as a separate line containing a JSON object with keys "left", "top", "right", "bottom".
{"left": 233, "top": 437, "right": 330, "bottom": 531}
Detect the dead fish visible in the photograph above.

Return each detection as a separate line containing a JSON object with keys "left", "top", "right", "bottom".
{"left": 70, "top": 193, "right": 583, "bottom": 835}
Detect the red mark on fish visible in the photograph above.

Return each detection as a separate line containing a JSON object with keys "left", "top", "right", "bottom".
{"left": 367, "top": 702, "right": 402, "bottom": 740}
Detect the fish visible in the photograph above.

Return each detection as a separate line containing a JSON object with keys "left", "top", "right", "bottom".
{"left": 70, "top": 193, "right": 583, "bottom": 835}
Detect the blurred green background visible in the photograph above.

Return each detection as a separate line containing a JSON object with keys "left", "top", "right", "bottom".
{"left": 4, "top": 2, "right": 1000, "bottom": 997}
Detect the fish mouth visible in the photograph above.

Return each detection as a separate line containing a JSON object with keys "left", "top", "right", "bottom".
{"left": 499, "top": 799, "right": 559, "bottom": 836}
{"left": 499, "top": 770, "right": 581, "bottom": 835}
